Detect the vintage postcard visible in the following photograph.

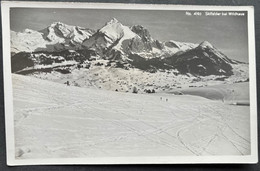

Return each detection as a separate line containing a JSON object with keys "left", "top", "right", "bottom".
{"left": 1, "top": 1, "right": 257, "bottom": 165}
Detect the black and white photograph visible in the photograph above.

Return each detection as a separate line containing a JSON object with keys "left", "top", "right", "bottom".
{"left": 1, "top": 1, "right": 257, "bottom": 165}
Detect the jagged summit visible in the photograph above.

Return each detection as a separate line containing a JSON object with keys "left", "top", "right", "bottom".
{"left": 199, "top": 41, "right": 214, "bottom": 49}
{"left": 100, "top": 18, "right": 124, "bottom": 33}
{"left": 46, "top": 22, "right": 94, "bottom": 33}
{"left": 105, "top": 18, "right": 119, "bottom": 25}
{"left": 99, "top": 18, "right": 125, "bottom": 35}
{"left": 83, "top": 18, "right": 136, "bottom": 52}
{"left": 41, "top": 21, "right": 94, "bottom": 40}
{"left": 50, "top": 21, "right": 67, "bottom": 26}
{"left": 44, "top": 22, "right": 75, "bottom": 39}
{"left": 11, "top": 21, "right": 95, "bottom": 53}
{"left": 131, "top": 25, "right": 152, "bottom": 42}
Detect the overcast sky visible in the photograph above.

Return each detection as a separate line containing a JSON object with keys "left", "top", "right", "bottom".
{"left": 10, "top": 8, "right": 248, "bottom": 62}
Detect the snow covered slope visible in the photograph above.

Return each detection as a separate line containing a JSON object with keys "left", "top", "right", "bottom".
{"left": 11, "top": 29, "right": 47, "bottom": 53}
{"left": 13, "top": 74, "right": 250, "bottom": 158}
{"left": 170, "top": 82, "right": 249, "bottom": 104}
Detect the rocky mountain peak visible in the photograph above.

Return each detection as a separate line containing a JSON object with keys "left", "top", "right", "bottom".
{"left": 131, "top": 25, "right": 152, "bottom": 42}
{"left": 50, "top": 21, "right": 66, "bottom": 26}
{"left": 99, "top": 18, "right": 125, "bottom": 35}
{"left": 87, "top": 18, "right": 136, "bottom": 51}
{"left": 105, "top": 18, "right": 120, "bottom": 25}
{"left": 198, "top": 41, "right": 214, "bottom": 49}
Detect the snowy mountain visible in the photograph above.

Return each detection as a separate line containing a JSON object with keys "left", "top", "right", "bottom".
{"left": 10, "top": 18, "right": 249, "bottom": 93}
{"left": 11, "top": 22, "right": 95, "bottom": 53}
{"left": 81, "top": 18, "right": 197, "bottom": 60}
{"left": 11, "top": 29, "right": 46, "bottom": 54}
{"left": 163, "top": 41, "right": 241, "bottom": 76}
{"left": 82, "top": 18, "right": 137, "bottom": 60}
{"left": 11, "top": 18, "right": 196, "bottom": 59}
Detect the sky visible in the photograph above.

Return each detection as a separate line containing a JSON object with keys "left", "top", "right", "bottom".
{"left": 10, "top": 8, "right": 248, "bottom": 62}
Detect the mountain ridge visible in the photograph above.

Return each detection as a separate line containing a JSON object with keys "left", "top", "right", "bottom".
{"left": 10, "top": 18, "right": 249, "bottom": 93}
{"left": 11, "top": 21, "right": 95, "bottom": 53}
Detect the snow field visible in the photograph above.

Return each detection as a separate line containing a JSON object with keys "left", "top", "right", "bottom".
{"left": 13, "top": 74, "right": 250, "bottom": 159}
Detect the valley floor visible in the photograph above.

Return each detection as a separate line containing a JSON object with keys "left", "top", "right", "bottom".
{"left": 170, "top": 82, "right": 249, "bottom": 104}
{"left": 12, "top": 74, "right": 250, "bottom": 159}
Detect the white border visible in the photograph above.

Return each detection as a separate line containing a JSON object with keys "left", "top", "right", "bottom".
{"left": 1, "top": 1, "right": 258, "bottom": 165}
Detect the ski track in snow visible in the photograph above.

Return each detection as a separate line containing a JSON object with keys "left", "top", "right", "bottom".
{"left": 12, "top": 74, "right": 250, "bottom": 159}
